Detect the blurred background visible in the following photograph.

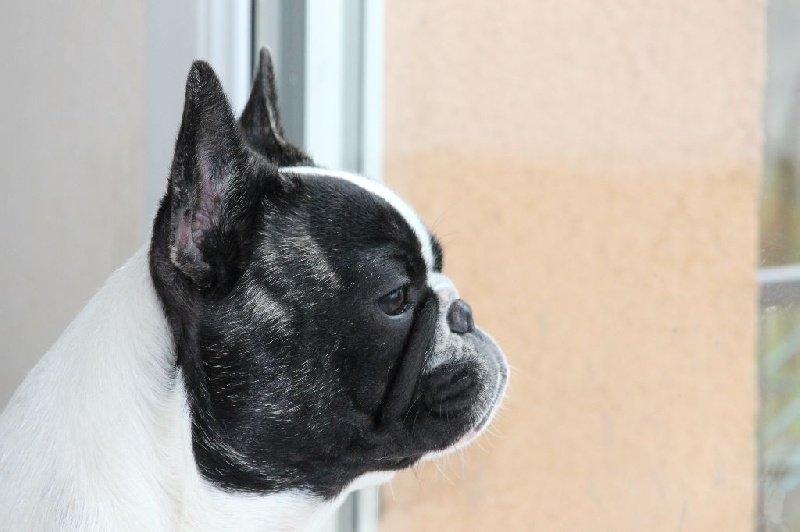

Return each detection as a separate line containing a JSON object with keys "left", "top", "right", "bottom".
{"left": 0, "top": 1, "right": 773, "bottom": 530}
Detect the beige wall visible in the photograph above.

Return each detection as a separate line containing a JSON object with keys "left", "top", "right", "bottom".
{"left": 380, "top": 2, "right": 761, "bottom": 531}
{"left": 0, "top": 2, "right": 144, "bottom": 406}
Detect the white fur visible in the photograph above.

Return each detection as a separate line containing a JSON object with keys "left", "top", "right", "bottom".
{"left": 0, "top": 247, "right": 370, "bottom": 531}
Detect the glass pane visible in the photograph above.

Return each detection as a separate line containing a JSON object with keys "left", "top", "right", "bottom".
{"left": 760, "top": 306, "right": 800, "bottom": 529}
{"left": 761, "top": 1, "right": 800, "bottom": 529}
{"left": 762, "top": 0, "right": 800, "bottom": 267}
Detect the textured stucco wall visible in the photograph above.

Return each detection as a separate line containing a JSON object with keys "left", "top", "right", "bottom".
{"left": 380, "top": 2, "right": 761, "bottom": 531}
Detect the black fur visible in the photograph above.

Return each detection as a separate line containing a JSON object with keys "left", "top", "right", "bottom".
{"left": 149, "top": 50, "right": 498, "bottom": 499}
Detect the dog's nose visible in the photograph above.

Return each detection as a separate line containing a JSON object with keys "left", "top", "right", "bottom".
{"left": 447, "top": 299, "right": 474, "bottom": 334}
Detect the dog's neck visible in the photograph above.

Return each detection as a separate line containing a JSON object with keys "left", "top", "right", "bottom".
{"left": 0, "top": 247, "right": 345, "bottom": 531}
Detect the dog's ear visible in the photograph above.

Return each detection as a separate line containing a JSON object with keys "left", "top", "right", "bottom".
{"left": 166, "top": 61, "right": 264, "bottom": 290}
{"left": 239, "top": 47, "right": 313, "bottom": 167}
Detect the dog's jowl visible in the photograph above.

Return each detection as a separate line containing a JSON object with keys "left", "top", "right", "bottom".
{"left": 0, "top": 49, "right": 508, "bottom": 531}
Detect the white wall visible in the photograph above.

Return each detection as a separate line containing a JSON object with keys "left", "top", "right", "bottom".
{"left": 0, "top": 1, "right": 146, "bottom": 406}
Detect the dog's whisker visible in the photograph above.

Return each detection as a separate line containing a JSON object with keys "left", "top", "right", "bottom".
{"left": 433, "top": 459, "right": 456, "bottom": 486}
{"left": 486, "top": 426, "right": 503, "bottom": 439}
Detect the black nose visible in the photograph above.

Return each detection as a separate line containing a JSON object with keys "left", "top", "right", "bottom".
{"left": 447, "top": 299, "right": 475, "bottom": 334}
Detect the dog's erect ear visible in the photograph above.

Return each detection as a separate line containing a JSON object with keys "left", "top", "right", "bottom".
{"left": 239, "top": 47, "right": 313, "bottom": 167}
{"left": 166, "top": 61, "right": 260, "bottom": 289}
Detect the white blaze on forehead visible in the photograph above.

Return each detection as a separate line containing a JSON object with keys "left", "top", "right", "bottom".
{"left": 279, "top": 166, "right": 434, "bottom": 269}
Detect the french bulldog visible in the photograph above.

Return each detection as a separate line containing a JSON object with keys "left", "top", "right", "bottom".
{"left": 0, "top": 48, "right": 508, "bottom": 531}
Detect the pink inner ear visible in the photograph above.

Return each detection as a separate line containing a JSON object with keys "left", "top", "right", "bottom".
{"left": 190, "top": 156, "right": 225, "bottom": 249}
{"left": 173, "top": 207, "right": 207, "bottom": 276}
{"left": 176, "top": 211, "right": 193, "bottom": 251}
{"left": 192, "top": 209, "right": 213, "bottom": 248}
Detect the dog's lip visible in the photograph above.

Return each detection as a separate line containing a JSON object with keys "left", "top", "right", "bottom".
{"left": 460, "top": 330, "right": 508, "bottom": 442}
{"left": 475, "top": 388, "right": 501, "bottom": 428}
{"left": 450, "top": 367, "right": 507, "bottom": 449}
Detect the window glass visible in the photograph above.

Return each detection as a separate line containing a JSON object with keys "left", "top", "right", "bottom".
{"left": 760, "top": 1, "right": 800, "bottom": 529}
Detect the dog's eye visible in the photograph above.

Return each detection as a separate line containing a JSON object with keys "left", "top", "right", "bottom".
{"left": 378, "top": 285, "right": 410, "bottom": 316}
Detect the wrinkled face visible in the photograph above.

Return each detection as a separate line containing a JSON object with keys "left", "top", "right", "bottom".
{"left": 149, "top": 51, "right": 507, "bottom": 499}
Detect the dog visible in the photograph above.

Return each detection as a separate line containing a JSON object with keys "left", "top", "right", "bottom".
{"left": 0, "top": 48, "right": 508, "bottom": 531}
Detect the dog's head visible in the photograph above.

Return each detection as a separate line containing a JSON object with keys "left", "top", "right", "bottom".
{"left": 149, "top": 49, "right": 508, "bottom": 499}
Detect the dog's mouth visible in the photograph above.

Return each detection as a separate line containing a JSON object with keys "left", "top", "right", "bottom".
{"left": 420, "top": 328, "right": 508, "bottom": 460}
{"left": 419, "top": 382, "right": 506, "bottom": 462}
